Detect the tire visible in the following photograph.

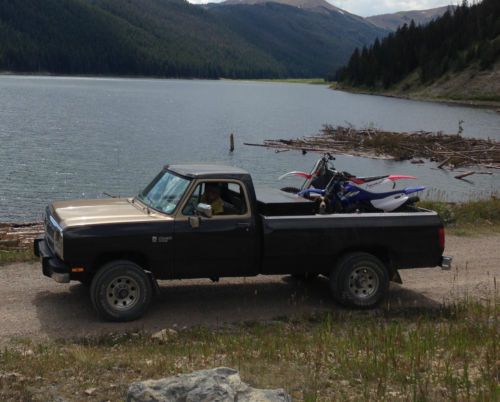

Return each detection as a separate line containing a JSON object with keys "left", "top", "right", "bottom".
{"left": 330, "top": 252, "right": 389, "bottom": 308}
{"left": 280, "top": 187, "right": 301, "bottom": 194}
{"left": 90, "top": 260, "right": 152, "bottom": 322}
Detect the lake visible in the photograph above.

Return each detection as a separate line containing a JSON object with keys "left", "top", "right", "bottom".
{"left": 0, "top": 75, "right": 499, "bottom": 222}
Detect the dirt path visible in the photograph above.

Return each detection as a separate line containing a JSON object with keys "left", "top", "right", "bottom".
{"left": 1, "top": 234, "right": 498, "bottom": 344}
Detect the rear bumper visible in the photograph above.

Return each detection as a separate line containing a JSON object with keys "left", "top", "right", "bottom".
{"left": 440, "top": 255, "right": 452, "bottom": 270}
{"left": 34, "top": 235, "right": 70, "bottom": 283}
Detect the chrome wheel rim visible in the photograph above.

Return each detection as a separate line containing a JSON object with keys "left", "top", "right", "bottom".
{"left": 348, "top": 266, "right": 379, "bottom": 299}
{"left": 106, "top": 276, "right": 140, "bottom": 311}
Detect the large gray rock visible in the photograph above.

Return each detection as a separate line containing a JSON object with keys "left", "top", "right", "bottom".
{"left": 127, "top": 367, "right": 291, "bottom": 402}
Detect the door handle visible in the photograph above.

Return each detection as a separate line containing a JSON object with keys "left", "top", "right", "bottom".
{"left": 189, "top": 216, "right": 201, "bottom": 229}
{"left": 237, "top": 222, "right": 250, "bottom": 230}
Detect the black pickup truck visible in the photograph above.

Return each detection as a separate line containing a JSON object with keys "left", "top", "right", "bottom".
{"left": 35, "top": 164, "right": 451, "bottom": 321}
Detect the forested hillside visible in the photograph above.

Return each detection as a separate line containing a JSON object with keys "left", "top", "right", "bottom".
{"left": 209, "top": 1, "right": 386, "bottom": 76}
{"left": 0, "top": 0, "right": 286, "bottom": 78}
{"left": 0, "top": 0, "right": 385, "bottom": 78}
{"left": 335, "top": 0, "right": 500, "bottom": 90}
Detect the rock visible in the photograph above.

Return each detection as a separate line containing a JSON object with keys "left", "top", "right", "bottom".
{"left": 151, "top": 328, "right": 178, "bottom": 342}
{"left": 127, "top": 367, "right": 291, "bottom": 402}
{"left": 84, "top": 388, "right": 97, "bottom": 396}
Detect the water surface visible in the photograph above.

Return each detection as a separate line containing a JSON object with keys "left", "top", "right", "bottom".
{"left": 0, "top": 76, "right": 498, "bottom": 221}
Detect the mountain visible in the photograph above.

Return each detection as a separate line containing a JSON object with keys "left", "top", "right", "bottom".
{"left": 208, "top": 0, "right": 387, "bottom": 76}
{"left": 335, "top": 0, "right": 500, "bottom": 103}
{"left": 367, "top": 5, "right": 455, "bottom": 31}
{"left": 221, "top": 0, "right": 344, "bottom": 14}
{"left": 0, "top": 0, "right": 386, "bottom": 78}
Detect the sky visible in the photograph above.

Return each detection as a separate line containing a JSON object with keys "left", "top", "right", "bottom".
{"left": 186, "top": 0, "right": 459, "bottom": 17}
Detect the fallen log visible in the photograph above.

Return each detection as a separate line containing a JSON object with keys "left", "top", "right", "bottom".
{"left": 437, "top": 157, "right": 452, "bottom": 169}
{"left": 455, "top": 171, "right": 475, "bottom": 180}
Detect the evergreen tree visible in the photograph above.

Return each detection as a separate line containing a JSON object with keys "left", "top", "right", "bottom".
{"left": 335, "top": 0, "right": 500, "bottom": 88}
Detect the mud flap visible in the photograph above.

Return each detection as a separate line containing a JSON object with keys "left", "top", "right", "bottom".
{"left": 391, "top": 270, "right": 403, "bottom": 284}
{"left": 145, "top": 270, "right": 161, "bottom": 297}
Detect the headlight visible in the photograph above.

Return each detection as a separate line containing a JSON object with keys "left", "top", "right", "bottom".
{"left": 48, "top": 213, "right": 64, "bottom": 259}
{"left": 54, "top": 229, "right": 64, "bottom": 259}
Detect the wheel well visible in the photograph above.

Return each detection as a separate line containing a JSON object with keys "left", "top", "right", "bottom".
{"left": 91, "top": 252, "right": 150, "bottom": 274}
{"left": 335, "top": 247, "right": 396, "bottom": 277}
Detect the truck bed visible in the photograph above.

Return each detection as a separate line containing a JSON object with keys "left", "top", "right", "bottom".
{"left": 259, "top": 208, "right": 443, "bottom": 275}
{"left": 255, "top": 187, "right": 316, "bottom": 216}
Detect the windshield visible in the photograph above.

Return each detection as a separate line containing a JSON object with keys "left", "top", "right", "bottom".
{"left": 137, "top": 170, "right": 191, "bottom": 214}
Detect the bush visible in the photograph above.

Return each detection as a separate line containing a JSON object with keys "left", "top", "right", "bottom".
{"left": 419, "top": 197, "right": 500, "bottom": 227}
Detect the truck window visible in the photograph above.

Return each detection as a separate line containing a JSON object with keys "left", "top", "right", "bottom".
{"left": 182, "top": 181, "right": 247, "bottom": 216}
{"left": 137, "top": 170, "right": 191, "bottom": 214}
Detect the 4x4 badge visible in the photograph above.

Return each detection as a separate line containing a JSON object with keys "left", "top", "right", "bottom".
{"left": 152, "top": 236, "right": 172, "bottom": 243}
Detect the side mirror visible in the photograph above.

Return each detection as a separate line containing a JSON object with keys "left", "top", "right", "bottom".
{"left": 196, "top": 203, "right": 212, "bottom": 218}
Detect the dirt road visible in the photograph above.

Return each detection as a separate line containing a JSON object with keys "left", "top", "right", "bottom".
{"left": 1, "top": 234, "right": 498, "bottom": 344}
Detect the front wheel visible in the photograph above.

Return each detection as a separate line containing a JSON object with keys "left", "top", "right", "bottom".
{"left": 90, "top": 260, "right": 152, "bottom": 322}
{"left": 330, "top": 252, "right": 389, "bottom": 308}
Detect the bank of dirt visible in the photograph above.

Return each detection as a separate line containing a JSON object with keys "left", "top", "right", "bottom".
{"left": 0, "top": 234, "right": 498, "bottom": 345}
{"left": 334, "top": 61, "right": 500, "bottom": 110}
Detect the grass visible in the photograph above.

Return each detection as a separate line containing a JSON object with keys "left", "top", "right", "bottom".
{"left": 419, "top": 197, "right": 500, "bottom": 235}
{"left": 250, "top": 78, "right": 327, "bottom": 85}
{"left": 0, "top": 249, "right": 37, "bottom": 266}
{"left": 444, "top": 94, "right": 500, "bottom": 103}
{"left": 0, "top": 300, "right": 498, "bottom": 401}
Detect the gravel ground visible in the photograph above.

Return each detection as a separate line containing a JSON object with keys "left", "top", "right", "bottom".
{"left": 1, "top": 234, "right": 498, "bottom": 344}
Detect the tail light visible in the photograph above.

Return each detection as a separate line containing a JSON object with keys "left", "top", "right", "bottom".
{"left": 438, "top": 227, "right": 445, "bottom": 251}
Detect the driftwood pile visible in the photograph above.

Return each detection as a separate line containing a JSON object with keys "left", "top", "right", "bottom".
{"left": 0, "top": 222, "right": 43, "bottom": 251}
{"left": 245, "top": 125, "right": 500, "bottom": 170}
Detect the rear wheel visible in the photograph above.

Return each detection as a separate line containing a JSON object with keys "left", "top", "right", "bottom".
{"left": 330, "top": 252, "right": 389, "bottom": 308}
{"left": 90, "top": 260, "right": 152, "bottom": 322}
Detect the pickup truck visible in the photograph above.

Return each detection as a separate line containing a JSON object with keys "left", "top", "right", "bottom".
{"left": 34, "top": 164, "right": 451, "bottom": 321}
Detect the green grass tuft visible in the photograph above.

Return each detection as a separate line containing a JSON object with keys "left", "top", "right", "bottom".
{"left": 419, "top": 197, "right": 500, "bottom": 234}
{"left": 0, "top": 249, "right": 37, "bottom": 266}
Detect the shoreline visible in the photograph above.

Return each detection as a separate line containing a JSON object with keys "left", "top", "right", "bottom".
{"left": 2, "top": 72, "right": 497, "bottom": 109}
{"left": 331, "top": 84, "right": 500, "bottom": 111}
{"left": 0, "top": 71, "right": 325, "bottom": 85}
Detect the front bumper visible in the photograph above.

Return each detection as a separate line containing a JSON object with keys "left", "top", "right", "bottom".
{"left": 34, "top": 235, "right": 70, "bottom": 283}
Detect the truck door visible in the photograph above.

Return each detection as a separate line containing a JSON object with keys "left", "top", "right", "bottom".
{"left": 173, "top": 180, "right": 258, "bottom": 278}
